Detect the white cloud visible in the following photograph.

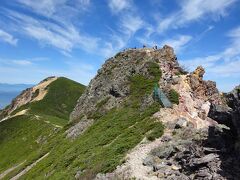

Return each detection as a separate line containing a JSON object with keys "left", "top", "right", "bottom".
{"left": 12, "top": 60, "right": 32, "bottom": 66}
{"left": 0, "top": 29, "right": 18, "bottom": 46}
{"left": 120, "top": 14, "right": 144, "bottom": 35}
{"left": 104, "top": 0, "right": 146, "bottom": 57}
{"left": 5, "top": 9, "right": 100, "bottom": 54}
{"left": 181, "top": 26, "right": 240, "bottom": 78}
{"left": 108, "top": 0, "right": 131, "bottom": 13}
{"left": 222, "top": 26, "right": 240, "bottom": 59}
{"left": 180, "top": 54, "right": 221, "bottom": 70}
{"left": 157, "top": 0, "right": 236, "bottom": 33}
{"left": 228, "top": 26, "right": 240, "bottom": 38}
{"left": 16, "top": 0, "right": 90, "bottom": 17}
{"left": 207, "top": 59, "right": 240, "bottom": 76}
{"left": 160, "top": 35, "right": 192, "bottom": 53}
{"left": 0, "top": 58, "right": 33, "bottom": 66}
{"left": 17, "top": 0, "right": 67, "bottom": 17}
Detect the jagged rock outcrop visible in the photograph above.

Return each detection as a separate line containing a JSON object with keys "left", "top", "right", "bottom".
{"left": 70, "top": 46, "right": 181, "bottom": 122}
{"left": 226, "top": 86, "right": 240, "bottom": 141}
{"left": 209, "top": 85, "right": 240, "bottom": 154}
{"left": 90, "top": 47, "right": 240, "bottom": 179}
{"left": 187, "top": 66, "right": 221, "bottom": 105}
{"left": 0, "top": 76, "right": 57, "bottom": 120}
{"left": 68, "top": 46, "right": 183, "bottom": 138}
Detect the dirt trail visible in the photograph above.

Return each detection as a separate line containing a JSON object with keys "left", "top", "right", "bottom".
{"left": 10, "top": 153, "right": 49, "bottom": 180}
{"left": 31, "top": 77, "right": 57, "bottom": 102}
{"left": 0, "top": 161, "right": 25, "bottom": 180}
{"left": 123, "top": 139, "right": 163, "bottom": 179}
{"left": 109, "top": 131, "right": 171, "bottom": 180}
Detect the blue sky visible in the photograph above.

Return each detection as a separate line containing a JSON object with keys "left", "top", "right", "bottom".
{"left": 0, "top": 0, "right": 239, "bottom": 92}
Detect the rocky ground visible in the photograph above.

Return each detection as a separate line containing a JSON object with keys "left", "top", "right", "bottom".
{"left": 90, "top": 46, "right": 240, "bottom": 179}
{"left": 143, "top": 120, "right": 240, "bottom": 180}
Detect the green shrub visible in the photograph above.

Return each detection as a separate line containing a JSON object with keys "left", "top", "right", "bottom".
{"left": 147, "top": 122, "right": 164, "bottom": 141}
{"left": 147, "top": 62, "right": 162, "bottom": 79}
{"left": 172, "top": 131, "right": 177, "bottom": 136}
{"left": 31, "top": 89, "right": 40, "bottom": 99}
{"left": 168, "top": 89, "right": 179, "bottom": 105}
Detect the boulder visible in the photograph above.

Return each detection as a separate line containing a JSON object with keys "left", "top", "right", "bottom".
{"left": 191, "top": 154, "right": 219, "bottom": 166}
{"left": 143, "top": 156, "right": 155, "bottom": 166}
{"left": 175, "top": 118, "right": 188, "bottom": 129}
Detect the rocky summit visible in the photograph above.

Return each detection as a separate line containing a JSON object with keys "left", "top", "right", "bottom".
{"left": 0, "top": 45, "right": 240, "bottom": 180}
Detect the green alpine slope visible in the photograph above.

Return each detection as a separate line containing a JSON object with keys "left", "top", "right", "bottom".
{"left": 0, "top": 77, "right": 85, "bottom": 178}
{"left": 0, "top": 52, "right": 166, "bottom": 179}
{"left": 12, "top": 61, "right": 164, "bottom": 179}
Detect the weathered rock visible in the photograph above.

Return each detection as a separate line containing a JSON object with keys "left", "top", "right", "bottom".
{"left": 151, "top": 144, "right": 177, "bottom": 159}
{"left": 209, "top": 85, "right": 240, "bottom": 154}
{"left": 194, "top": 170, "right": 213, "bottom": 179}
{"left": 70, "top": 46, "right": 180, "bottom": 138}
{"left": 75, "top": 170, "right": 82, "bottom": 179}
{"left": 143, "top": 156, "right": 155, "bottom": 166}
{"left": 193, "top": 66, "right": 205, "bottom": 79}
{"left": 191, "top": 153, "right": 219, "bottom": 166}
{"left": 171, "top": 165, "right": 181, "bottom": 171}
{"left": 175, "top": 118, "right": 188, "bottom": 129}
{"left": 66, "top": 119, "right": 94, "bottom": 139}
{"left": 153, "top": 163, "right": 167, "bottom": 171}
{"left": 187, "top": 66, "right": 221, "bottom": 104}
{"left": 208, "top": 104, "right": 233, "bottom": 126}
{"left": 161, "top": 135, "right": 172, "bottom": 142}
{"left": 225, "top": 85, "right": 240, "bottom": 153}
{"left": 143, "top": 123, "right": 240, "bottom": 179}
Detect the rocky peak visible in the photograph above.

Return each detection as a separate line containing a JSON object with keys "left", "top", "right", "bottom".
{"left": 187, "top": 66, "right": 220, "bottom": 104}
{"left": 192, "top": 66, "right": 205, "bottom": 79}
{"left": 70, "top": 46, "right": 180, "bottom": 123}
{"left": 69, "top": 45, "right": 225, "bottom": 138}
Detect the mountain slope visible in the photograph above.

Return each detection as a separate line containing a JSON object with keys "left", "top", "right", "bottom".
{"left": 0, "top": 91, "right": 19, "bottom": 109}
{"left": 13, "top": 46, "right": 180, "bottom": 179}
{"left": 1, "top": 46, "right": 239, "bottom": 179}
{"left": 0, "top": 77, "right": 85, "bottom": 179}
{"left": 0, "top": 83, "right": 33, "bottom": 109}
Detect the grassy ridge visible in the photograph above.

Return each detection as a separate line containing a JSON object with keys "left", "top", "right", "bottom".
{"left": 12, "top": 77, "right": 85, "bottom": 126}
{"left": 29, "top": 77, "right": 85, "bottom": 120}
{"left": 0, "top": 78, "right": 85, "bottom": 177}
{"left": 21, "top": 62, "right": 164, "bottom": 179}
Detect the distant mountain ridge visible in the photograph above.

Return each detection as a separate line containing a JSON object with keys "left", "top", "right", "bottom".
{"left": 0, "top": 83, "right": 34, "bottom": 92}
{"left": 0, "top": 83, "right": 33, "bottom": 109}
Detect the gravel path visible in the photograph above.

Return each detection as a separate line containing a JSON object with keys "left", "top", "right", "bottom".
{"left": 10, "top": 153, "right": 49, "bottom": 180}
{"left": 0, "top": 161, "right": 25, "bottom": 180}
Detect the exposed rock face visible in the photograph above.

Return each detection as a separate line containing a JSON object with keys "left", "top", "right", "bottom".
{"left": 0, "top": 76, "right": 57, "bottom": 119}
{"left": 209, "top": 85, "right": 240, "bottom": 153}
{"left": 187, "top": 66, "right": 221, "bottom": 105}
{"left": 65, "top": 43, "right": 240, "bottom": 179}
{"left": 66, "top": 119, "right": 94, "bottom": 139}
{"left": 86, "top": 46, "right": 237, "bottom": 179}
{"left": 226, "top": 85, "right": 240, "bottom": 141}
{"left": 68, "top": 46, "right": 184, "bottom": 139}
{"left": 70, "top": 46, "right": 180, "bottom": 123}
